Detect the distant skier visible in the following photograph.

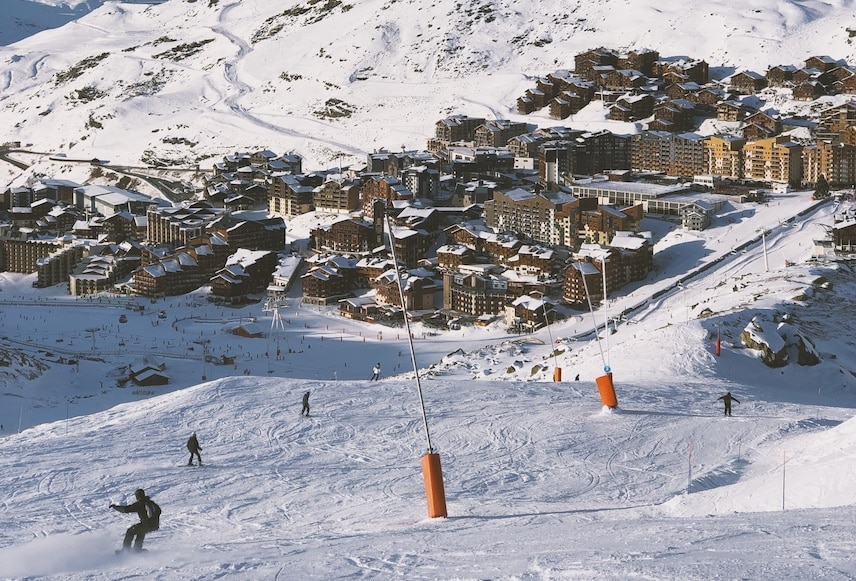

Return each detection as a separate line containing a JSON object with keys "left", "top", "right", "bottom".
{"left": 370, "top": 363, "right": 381, "bottom": 381}
{"left": 301, "top": 391, "right": 310, "bottom": 416}
{"left": 110, "top": 488, "right": 161, "bottom": 552}
{"left": 718, "top": 392, "right": 740, "bottom": 417}
{"left": 186, "top": 432, "right": 202, "bottom": 466}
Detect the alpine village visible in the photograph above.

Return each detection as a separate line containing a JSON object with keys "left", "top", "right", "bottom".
{"left": 3, "top": 46, "right": 856, "bottom": 335}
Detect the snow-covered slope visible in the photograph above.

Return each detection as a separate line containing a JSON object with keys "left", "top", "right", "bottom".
{"left": 1, "top": 189, "right": 856, "bottom": 579}
{"left": 2, "top": 0, "right": 855, "bottom": 177}
{"left": 0, "top": 0, "right": 168, "bottom": 46}
{"left": 2, "top": 371, "right": 856, "bottom": 579}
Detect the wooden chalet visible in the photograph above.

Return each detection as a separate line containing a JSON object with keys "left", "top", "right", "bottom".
{"left": 618, "top": 49, "right": 660, "bottom": 77}
{"left": 716, "top": 101, "right": 749, "bottom": 122}
{"left": 729, "top": 71, "right": 767, "bottom": 95}
{"left": 610, "top": 94, "right": 654, "bottom": 122}
{"left": 517, "top": 93, "right": 536, "bottom": 114}
{"left": 804, "top": 55, "right": 839, "bottom": 73}
{"left": 766, "top": 64, "right": 798, "bottom": 87}
{"left": 372, "top": 269, "right": 438, "bottom": 311}
{"left": 833, "top": 218, "right": 856, "bottom": 253}
{"left": 793, "top": 80, "right": 827, "bottom": 101}
{"left": 602, "top": 69, "right": 649, "bottom": 91}
{"left": 574, "top": 47, "right": 619, "bottom": 82}
{"left": 301, "top": 259, "right": 355, "bottom": 305}
{"left": 210, "top": 249, "right": 278, "bottom": 301}
{"left": 506, "top": 245, "right": 556, "bottom": 277}
{"left": 505, "top": 293, "right": 555, "bottom": 331}
{"left": 436, "top": 244, "right": 475, "bottom": 271}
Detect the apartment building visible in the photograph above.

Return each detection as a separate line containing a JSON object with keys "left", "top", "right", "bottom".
{"left": 704, "top": 135, "right": 746, "bottom": 179}
{"left": 802, "top": 140, "right": 856, "bottom": 187}
{"left": 484, "top": 188, "right": 575, "bottom": 246}
{"left": 743, "top": 136, "right": 803, "bottom": 185}
{"left": 312, "top": 179, "right": 361, "bottom": 213}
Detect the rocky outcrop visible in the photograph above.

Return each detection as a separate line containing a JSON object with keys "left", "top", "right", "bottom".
{"left": 740, "top": 314, "right": 820, "bottom": 368}
{"left": 777, "top": 322, "right": 821, "bottom": 366}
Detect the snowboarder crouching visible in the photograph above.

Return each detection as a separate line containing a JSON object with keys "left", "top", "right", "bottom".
{"left": 110, "top": 488, "right": 161, "bottom": 552}
{"left": 187, "top": 431, "right": 202, "bottom": 466}
{"left": 301, "top": 391, "right": 310, "bottom": 416}
{"left": 718, "top": 392, "right": 740, "bottom": 416}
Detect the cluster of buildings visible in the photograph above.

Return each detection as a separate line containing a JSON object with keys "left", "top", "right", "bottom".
{"left": 4, "top": 48, "right": 856, "bottom": 327}
{"left": 0, "top": 180, "right": 285, "bottom": 300}
{"left": 512, "top": 47, "right": 856, "bottom": 189}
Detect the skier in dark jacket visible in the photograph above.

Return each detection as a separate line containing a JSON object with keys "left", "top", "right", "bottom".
{"left": 110, "top": 488, "right": 160, "bottom": 551}
{"left": 301, "top": 391, "right": 310, "bottom": 416}
{"left": 187, "top": 432, "right": 202, "bottom": 466}
{"left": 718, "top": 392, "right": 740, "bottom": 416}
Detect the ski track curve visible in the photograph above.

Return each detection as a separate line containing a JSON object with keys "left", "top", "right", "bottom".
{"left": 198, "top": 0, "right": 365, "bottom": 157}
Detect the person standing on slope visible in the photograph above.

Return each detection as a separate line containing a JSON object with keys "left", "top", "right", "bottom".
{"left": 370, "top": 362, "right": 381, "bottom": 381}
{"left": 301, "top": 391, "right": 310, "bottom": 416}
{"left": 110, "top": 488, "right": 161, "bottom": 552}
{"left": 718, "top": 392, "right": 740, "bottom": 417}
{"left": 186, "top": 431, "right": 202, "bottom": 466}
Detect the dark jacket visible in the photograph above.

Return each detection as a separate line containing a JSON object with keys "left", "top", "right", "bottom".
{"left": 718, "top": 393, "right": 740, "bottom": 405}
{"left": 187, "top": 434, "right": 201, "bottom": 453}
{"left": 111, "top": 497, "right": 159, "bottom": 530}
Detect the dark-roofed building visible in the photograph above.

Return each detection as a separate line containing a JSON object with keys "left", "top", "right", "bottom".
{"left": 474, "top": 120, "right": 533, "bottom": 148}
{"left": 268, "top": 173, "right": 321, "bottom": 217}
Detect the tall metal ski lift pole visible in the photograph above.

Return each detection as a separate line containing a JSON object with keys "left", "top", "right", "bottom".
{"left": 386, "top": 212, "right": 433, "bottom": 453}
{"left": 386, "top": 211, "right": 447, "bottom": 518}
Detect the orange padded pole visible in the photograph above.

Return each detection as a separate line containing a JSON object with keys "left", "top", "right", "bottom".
{"left": 421, "top": 452, "right": 447, "bottom": 518}
{"left": 596, "top": 372, "right": 618, "bottom": 408}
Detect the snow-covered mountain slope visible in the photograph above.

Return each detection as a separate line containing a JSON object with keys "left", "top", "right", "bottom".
{"left": 1, "top": 0, "right": 855, "bottom": 178}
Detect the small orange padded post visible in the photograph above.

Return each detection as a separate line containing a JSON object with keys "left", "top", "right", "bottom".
{"left": 421, "top": 453, "right": 447, "bottom": 518}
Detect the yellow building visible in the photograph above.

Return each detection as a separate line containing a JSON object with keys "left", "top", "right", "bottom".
{"left": 742, "top": 136, "right": 803, "bottom": 185}
{"left": 802, "top": 141, "right": 856, "bottom": 187}
{"left": 704, "top": 135, "right": 745, "bottom": 179}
